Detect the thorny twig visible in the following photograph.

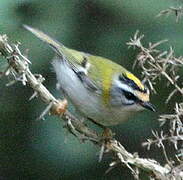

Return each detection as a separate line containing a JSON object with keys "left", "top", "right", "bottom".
{"left": 157, "top": 6, "right": 183, "bottom": 22}
{"left": 127, "top": 31, "right": 183, "bottom": 179}
{"left": 153, "top": 103, "right": 183, "bottom": 159}
{"left": 127, "top": 31, "right": 183, "bottom": 102}
{"left": 0, "top": 33, "right": 181, "bottom": 179}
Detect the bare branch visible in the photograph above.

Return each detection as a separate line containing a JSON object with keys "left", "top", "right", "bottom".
{"left": 157, "top": 6, "right": 183, "bottom": 22}
{"left": 127, "top": 31, "right": 183, "bottom": 102}
{"left": 0, "top": 34, "right": 180, "bottom": 179}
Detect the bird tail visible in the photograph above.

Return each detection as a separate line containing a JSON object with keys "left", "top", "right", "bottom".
{"left": 23, "top": 25, "right": 86, "bottom": 65}
{"left": 23, "top": 24, "right": 65, "bottom": 56}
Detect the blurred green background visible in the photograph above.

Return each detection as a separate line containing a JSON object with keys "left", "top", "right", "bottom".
{"left": 0, "top": 0, "right": 182, "bottom": 179}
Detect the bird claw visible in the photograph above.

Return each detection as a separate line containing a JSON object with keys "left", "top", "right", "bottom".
{"left": 98, "top": 128, "right": 115, "bottom": 162}
{"left": 100, "top": 128, "right": 115, "bottom": 142}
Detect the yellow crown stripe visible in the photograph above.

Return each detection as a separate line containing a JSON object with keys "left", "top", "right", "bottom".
{"left": 125, "top": 72, "right": 144, "bottom": 90}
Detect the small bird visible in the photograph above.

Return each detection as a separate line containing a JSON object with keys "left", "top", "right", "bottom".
{"left": 24, "top": 25, "right": 156, "bottom": 127}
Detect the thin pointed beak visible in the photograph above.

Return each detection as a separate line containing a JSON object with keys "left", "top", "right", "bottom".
{"left": 140, "top": 101, "right": 156, "bottom": 112}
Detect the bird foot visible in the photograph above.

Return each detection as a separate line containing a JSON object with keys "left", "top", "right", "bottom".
{"left": 100, "top": 127, "right": 115, "bottom": 142}
{"left": 98, "top": 128, "right": 115, "bottom": 162}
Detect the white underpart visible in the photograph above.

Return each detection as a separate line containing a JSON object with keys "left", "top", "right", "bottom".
{"left": 52, "top": 59, "right": 144, "bottom": 126}
{"left": 84, "top": 61, "right": 91, "bottom": 73}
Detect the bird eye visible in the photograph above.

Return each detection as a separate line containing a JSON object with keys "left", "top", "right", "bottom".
{"left": 122, "top": 90, "right": 137, "bottom": 101}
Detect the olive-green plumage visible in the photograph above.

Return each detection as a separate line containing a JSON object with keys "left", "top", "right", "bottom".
{"left": 23, "top": 25, "right": 136, "bottom": 105}
{"left": 23, "top": 25, "right": 155, "bottom": 126}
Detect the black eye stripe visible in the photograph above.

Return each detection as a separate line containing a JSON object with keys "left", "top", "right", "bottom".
{"left": 122, "top": 90, "right": 137, "bottom": 101}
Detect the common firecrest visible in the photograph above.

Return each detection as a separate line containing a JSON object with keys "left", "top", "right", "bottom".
{"left": 24, "top": 25, "right": 155, "bottom": 127}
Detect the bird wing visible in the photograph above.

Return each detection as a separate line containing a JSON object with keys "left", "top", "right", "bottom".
{"left": 23, "top": 25, "right": 125, "bottom": 98}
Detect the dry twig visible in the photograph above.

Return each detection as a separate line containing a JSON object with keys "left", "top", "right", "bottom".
{"left": 127, "top": 31, "right": 183, "bottom": 179}
{"left": 127, "top": 31, "right": 183, "bottom": 102}
{"left": 0, "top": 34, "right": 182, "bottom": 179}
{"left": 157, "top": 6, "right": 183, "bottom": 22}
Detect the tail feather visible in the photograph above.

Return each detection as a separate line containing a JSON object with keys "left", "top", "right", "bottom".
{"left": 23, "top": 25, "right": 85, "bottom": 65}
{"left": 23, "top": 24, "right": 64, "bottom": 56}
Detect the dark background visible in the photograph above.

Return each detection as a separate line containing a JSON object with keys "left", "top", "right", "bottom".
{"left": 0, "top": 0, "right": 182, "bottom": 179}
